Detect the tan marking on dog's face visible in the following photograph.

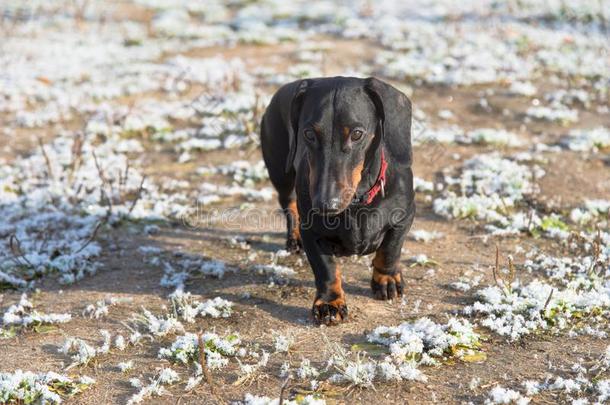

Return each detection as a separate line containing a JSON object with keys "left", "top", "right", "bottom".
{"left": 342, "top": 126, "right": 350, "bottom": 141}
{"left": 350, "top": 161, "right": 364, "bottom": 191}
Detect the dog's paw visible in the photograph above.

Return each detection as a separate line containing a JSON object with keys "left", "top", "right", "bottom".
{"left": 312, "top": 297, "right": 348, "bottom": 325}
{"left": 371, "top": 269, "right": 403, "bottom": 300}
{"left": 286, "top": 236, "right": 303, "bottom": 254}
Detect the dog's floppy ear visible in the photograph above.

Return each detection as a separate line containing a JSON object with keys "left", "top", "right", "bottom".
{"left": 286, "top": 79, "right": 309, "bottom": 173}
{"left": 364, "top": 77, "right": 412, "bottom": 165}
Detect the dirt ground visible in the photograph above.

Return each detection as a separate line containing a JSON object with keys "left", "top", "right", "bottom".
{"left": 1, "top": 3, "right": 610, "bottom": 405}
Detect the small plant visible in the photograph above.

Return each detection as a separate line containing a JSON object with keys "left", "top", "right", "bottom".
{"left": 0, "top": 370, "right": 95, "bottom": 404}
{"left": 158, "top": 332, "right": 241, "bottom": 370}
{"left": 492, "top": 246, "right": 517, "bottom": 296}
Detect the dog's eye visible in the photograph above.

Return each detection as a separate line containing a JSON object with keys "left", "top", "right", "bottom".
{"left": 351, "top": 129, "right": 364, "bottom": 141}
{"left": 303, "top": 129, "right": 316, "bottom": 142}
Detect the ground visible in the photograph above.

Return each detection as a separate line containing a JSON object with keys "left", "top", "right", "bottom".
{"left": 0, "top": 1, "right": 609, "bottom": 404}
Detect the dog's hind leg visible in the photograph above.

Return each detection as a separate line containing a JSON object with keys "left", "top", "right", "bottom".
{"left": 260, "top": 107, "right": 303, "bottom": 254}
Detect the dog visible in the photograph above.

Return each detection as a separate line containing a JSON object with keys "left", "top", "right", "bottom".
{"left": 260, "top": 77, "right": 415, "bottom": 325}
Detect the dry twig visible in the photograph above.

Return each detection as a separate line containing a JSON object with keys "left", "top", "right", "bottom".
{"left": 198, "top": 332, "right": 216, "bottom": 395}
{"left": 38, "top": 137, "right": 54, "bottom": 179}
{"left": 127, "top": 175, "right": 146, "bottom": 216}
{"left": 8, "top": 234, "right": 34, "bottom": 268}
{"left": 73, "top": 221, "right": 104, "bottom": 255}
{"left": 279, "top": 376, "right": 291, "bottom": 405}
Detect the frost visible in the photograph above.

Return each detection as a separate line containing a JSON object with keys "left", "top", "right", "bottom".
{"left": 118, "top": 361, "right": 134, "bottom": 373}
{"left": 159, "top": 332, "right": 240, "bottom": 369}
{"left": 240, "top": 393, "right": 326, "bottom": 405}
{"left": 462, "top": 129, "right": 524, "bottom": 147}
{"left": 413, "top": 177, "right": 434, "bottom": 193}
{"left": 252, "top": 263, "right": 296, "bottom": 282}
{"left": 273, "top": 332, "right": 294, "bottom": 353}
{"left": 197, "top": 160, "right": 269, "bottom": 187}
{"left": 570, "top": 200, "right": 610, "bottom": 225}
{"left": 297, "top": 359, "right": 320, "bottom": 380}
{"left": 126, "top": 368, "right": 180, "bottom": 405}
{"left": 409, "top": 230, "right": 444, "bottom": 243}
{"left": 368, "top": 317, "right": 481, "bottom": 360}
{"left": 485, "top": 386, "right": 530, "bottom": 404}
{"left": 465, "top": 279, "right": 610, "bottom": 340}
{"left": 60, "top": 330, "right": 123, "bottom": 368}
{"left": 1, "top": 293, "right": 71, "bottom": 332}
{"left": 82, "top": 296, "right": 131, "bottom": 319}
{"left": 433, "top": 153, "right": 545, "bottom": 233}
{"left": 169, "top": 290, "right": 233, "bottom": 323}
{"left": 561, "top": 127, "right": 610, "bottom": 152}
{"left": 526, "top": 104, "right": 578, "bottom": 123}
{"left": 131, "top": 308, "right": 184, "bottom": 338}
{"left": 0, "top": 370, "right": 94, "bottom": 404}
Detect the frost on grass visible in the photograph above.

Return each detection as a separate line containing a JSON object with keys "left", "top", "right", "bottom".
{"left": 130, "top": 308, "right": 184, "bottom": 338}
{"left": 118, "top": 361, "right": 134, "bottom": 373}
{"left": 465, "top": 233, "right": 609, "bottom": 340}
{"left": 60, "top": 330, "right": 124, "bottom": 368}
{"left": 0, "top": 128, "right": 194, "bottom": 288}
{"left": 161, "top": 258, "right": 233, "bottom": 291}
{"left": 169, "top": 290, "right": 233, "bottom": 323}
{"left": 461, "top": 128, "right": 524, "bottom": 147}
{"left": 1, "top": 293, "right": 71, "bottom": 337}
{"left": 524, "top": 245, "right": 609, "bottom": 286}
{"left": 486, "top": 346, "right": 610, "bottom": 403}
{"left": 409, "top": 229, "right": 444, "bottom": 243}
{"left": 413, "top": 177, "right": 434, "bottom": 193}
{"left": 414, "top": 127, "right": 523, "bottom": 147}
{"left": 272, "top": 331, "right": 294, "bottom": 353}
{"left": 433, "top": 153, "right": 548, "bottom": 234}
{"left": 252, "top": 263, "right": 296, "bottom": 284}
{"left": 526, "top": 104, "right": 579, "bottom": 124}
{"left": 197, "top": 160, "right": 269, "bottom": 187}
{"left": 560, "top": 127, "right": 610, "bottom": 152}
{"left": 450, "top": 274, "right": 483, "bottom": 292}
{"left": 240, "top": 393, "right": 326, "bottom": 405}
{"left": 367, "top": 317, "right": 482, "bottom": 363}
{"left": 325, "top": 317, "right": 482, "bottom": 387}
{"left": 485, "top": 386, "right": 530, "bottom": 404}
{"left": 0, "top": 370, "right": 94, "bottom": 404}
{"left": 570, "top": 200, "right": 610, "bottom": 225}
{"left": 82, "top": 296, "right": 132, "bottom": 319}
{"left": 465, "top": 278, "right": 610, "bottom": 340}
{"left": 159, "top": 332, "right": 241, "bottom": 370}
{"left": 126, "top": 368, "right": 180, "bottom": 405}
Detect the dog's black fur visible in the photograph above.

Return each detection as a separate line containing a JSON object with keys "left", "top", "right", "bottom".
{"left": 261, "top": 77, "right": 415, "bottom": 325}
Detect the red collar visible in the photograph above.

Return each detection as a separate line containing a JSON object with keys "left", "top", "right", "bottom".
{"left": 352, "top": 149, "right": 388, "bottom": 205}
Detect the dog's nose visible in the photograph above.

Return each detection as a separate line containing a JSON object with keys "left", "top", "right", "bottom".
{"left": 315, "top": 197, "right": 341, "bottom": 214}
{"left": 326, "top": 198, "right": 341, "bottom": 211}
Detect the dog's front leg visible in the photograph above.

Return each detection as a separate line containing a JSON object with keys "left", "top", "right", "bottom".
{"left": 301, "top": 230, "right": 347, "bottom": 325}
{"left": 371, "top": 225, "right": 409, "bottom": 300}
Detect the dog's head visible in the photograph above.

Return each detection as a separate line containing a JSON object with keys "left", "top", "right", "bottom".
{"left": 286, "top": 77, "right": 410, "bottom": 215}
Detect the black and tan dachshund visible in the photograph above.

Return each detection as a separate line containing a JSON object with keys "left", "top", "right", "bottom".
{"left": 261, "top": 77, "right": 415, "bottom": 325}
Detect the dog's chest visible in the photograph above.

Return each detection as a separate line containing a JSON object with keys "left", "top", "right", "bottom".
{"left": 312, "top": 208, "right": 387, "bottom": 256}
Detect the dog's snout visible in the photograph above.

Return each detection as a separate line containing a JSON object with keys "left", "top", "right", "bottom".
{"left": 313, "top": 197, "right": 342, "bottom": 214}
{"left": 325, "top": 198, "right": 341, "bottom": 212}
